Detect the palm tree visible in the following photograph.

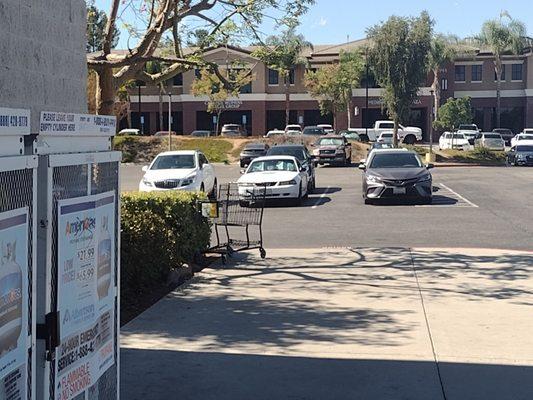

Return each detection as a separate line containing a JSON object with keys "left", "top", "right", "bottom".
{"left": 253, "top": 29, "right": 313, "bottom": 127}
{"left": 477, "top": 13, "right": 527, "bottom": 128}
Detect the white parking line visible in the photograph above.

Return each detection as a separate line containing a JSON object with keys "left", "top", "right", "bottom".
{"left": 437, "top": 183, "right": 479, "bottom": 208}
{"left": 312, "top": 186, "right": 331, "bottom": 209}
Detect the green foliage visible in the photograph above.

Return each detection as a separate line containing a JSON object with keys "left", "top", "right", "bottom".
{"left": 367, "top": 12, "right": 433, "bottom": 144}
{"left": 477, "top": 13, "right": 527, "bottom": 59}
{"left": 170, "top": 138, "right": 233, "bottom": 163}
{"left": 305, "top": 50, "right": 364, "bottom": 118}
{"left": 86, "top": 0, "right": 119, "bottom": 53}
{"left": 120, "top": 192, "right": 210, "bottom": 300}
{"left": 433, "top": 97, "right": 473, "bottom": 131}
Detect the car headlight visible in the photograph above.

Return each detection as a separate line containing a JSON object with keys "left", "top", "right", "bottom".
{"left": 278, "top": 180, "right": 297, "bottom": 186}
{"left": 313, "top": 149, "right": 320, "bottom": 155}
{"left": 181, "top": 175, "right": 196, "bottom": 186}
{"left": 142, "top": 178, "right": 153, "bottom": 187}
{"left": 366, "top": 175, "right": 382, "bottom": 184}
{"left": 417, "top": 174, "right": 432, "bottom": 182}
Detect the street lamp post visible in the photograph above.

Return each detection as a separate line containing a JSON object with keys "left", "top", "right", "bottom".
{"left": 365, "top": 48, "right": 369, "bottom": 141}
{"left": 429, "top": 89, "right": 435, "bottom": 157}
{"left": 137, "top": 82, "right": 143, "bottom": 134}
{"left": 168, "top": 93, "right": 172, "bottom": 151}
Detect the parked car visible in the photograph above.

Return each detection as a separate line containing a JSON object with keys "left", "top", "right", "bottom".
{"left": 457, "top": 124, "right": 480, "bottom": 144}
{"left": 285, "top": 130, "right": 302, "bottom": 136}
{"left": 240, "top": 143, "right": 270, "bottom": 167}
{"left": 317, "top": 124, "right": 335, "bottom": 134}
{"left": 350, "top": 120, "right": 422, "bottom": 144}
{"left": 264, "top": 129, "right": 285, "bottom": 138}
{"left": 474, "top": 132, "right": 505, "bottom": 151}
{"left": 285, "top": 124, "right": 302, "bottom": 133}
{"left": 302, "top": 126, "right": 326, "bottom": 136}
{"left": 221, "top": 124, "right": 247, "bottom": 137}
{"left": 492, "top": 128, "right": 514, "bottom": 145}
{"left": 139, "top": 150, "right": 217, "bottom": 197}
{"left": 377, "top": 131, "right": 395, "bottom": 144}
{"left": 522, "top": 128, "right": 533, "bottom": 135}
{"left": 154, "top": 131, "right": 177, "bottom": 136}
{"left": 507, "top": 144, "right": 533, "bottom": 166}
{"left": 367, "top": 142, "right": 394, "bottom": 156}
{"left": 339, "top": 129, "right": 361, "bottom": 141}
{"left": 311, "top": 136, "right": 352, "bottom": 166}
{"left": 191, "top": 130, "right": 212, "bottom": 137}
{"left": 118, "top": 128, "right": 140, "bottom": 136}
{"left": 237, "top": 156, "right": 309, "bottom": 206}
{"left": 511, "top": 133, "right": 533, "bottom": 147}
{"left": 267, "top": 144, "right": 316, "bottom": 192}
{"left": 439, "top": 132, "right": 471, "bottom": 151}
{"left": 359, "top": 149, "right": 433, "bottom": 205}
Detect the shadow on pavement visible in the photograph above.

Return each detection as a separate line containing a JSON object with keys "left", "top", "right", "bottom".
{"left": 120, "top": 349, "right": 533, "bottom": 400}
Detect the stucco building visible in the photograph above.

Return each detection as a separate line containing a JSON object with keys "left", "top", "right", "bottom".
{"left": 125, "top": 39, "right": 533, "bottom": 139}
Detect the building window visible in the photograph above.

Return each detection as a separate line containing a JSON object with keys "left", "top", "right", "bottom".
{"left": 268, "top": 69, "right": 279, "bottom": 85}
{"left": 494, "top": 65, "right": 506, "bottom": 81}
{"left": 285, "top": 69, "right": 295, "bottom": 85}
{"left": 471, "top": 64, "right": 482, "bottom": 82}
{"left": 441, "top": 78, "right": 448, "bottom": 91}
{"left": 511, "top": 64, "right": 523, "bottom": 81}
{"left": 455, "top": 65, "right": 465, "bottom": 82}
{"left": 240, "top": 82, "right": 252, "bottom": 94}
{"left": 172, "top": 73, "right": 183, "bottom": 86}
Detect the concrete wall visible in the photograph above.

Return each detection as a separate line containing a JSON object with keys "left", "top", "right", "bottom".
{"left": 0, "top": 0, "right": 88, "bottom": 131}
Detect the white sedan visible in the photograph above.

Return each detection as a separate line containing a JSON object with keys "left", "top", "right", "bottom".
{"left": 439, "top": 132, "right": 471, "bottom": 150}
{"left": 510, "top": 133, "right": 533, "bottom": 148}
{"left": 139, "top": 150, "right": 217, "bottom": 197}
{"left": 237, "top": 156, "right": 309, "bottom": 205}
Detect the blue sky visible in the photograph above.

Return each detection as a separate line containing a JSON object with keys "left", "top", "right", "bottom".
{"left": 95, "top": 0, "right": 532, "bottom": 48}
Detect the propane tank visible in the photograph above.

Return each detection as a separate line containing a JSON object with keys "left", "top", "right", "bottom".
{"left": 97, "top": 216, "right": 112, "bottom": 300}
{"left": 0, "top": 241, "right": 23, "bottom": 354}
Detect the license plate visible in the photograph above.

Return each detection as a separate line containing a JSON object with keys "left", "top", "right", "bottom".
{"left": 393, "top": 187, "right": 406, "bottom": 195}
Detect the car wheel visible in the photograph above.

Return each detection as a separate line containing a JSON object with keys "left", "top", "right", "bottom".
{"left": 294, "top": 184, "right": 303, "bottom": 206}
{"left": 240, "top": 161, "right": 245, "bottom": 168}
{"left": 364, "top": 198, "right": 374, "bottom": 205}
{"left": 403, "top": 135, "right": 416, "bottom": 145}
{"left": 200, "top": 183, "right": 205, "bottom": 194}
{"left": 309, "top": 178, "right": 316, "bottom": 193}
{"left": 209, "top": 179, "right": 218, "bottom": 200}
{"left": 420, "top": 197, "right": 432, "bottom": 205}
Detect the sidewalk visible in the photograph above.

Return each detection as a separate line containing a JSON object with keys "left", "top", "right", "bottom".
{"left": 121, "top": 247, "right": 533, "bottom": 400}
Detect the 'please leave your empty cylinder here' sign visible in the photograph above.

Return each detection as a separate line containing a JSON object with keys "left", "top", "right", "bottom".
{"left": 39, "top": 112, "right": 116, "bottom": 136}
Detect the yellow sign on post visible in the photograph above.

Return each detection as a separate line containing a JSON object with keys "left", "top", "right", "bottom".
{"left": 201, "top": 202, "right": 219, "bottom": 219}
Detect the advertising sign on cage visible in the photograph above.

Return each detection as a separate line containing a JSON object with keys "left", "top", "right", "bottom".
{"left": 0, "top": 208, "right": 29, "bottom": 400}
{"left": 55, "top": 192, "right": 116, "bottom": 400}
{"left": 39, "top": 112, "right": 116, "bottom": 136}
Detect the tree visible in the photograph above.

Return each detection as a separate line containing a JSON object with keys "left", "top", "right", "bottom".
{"left": 87, "top": 0, "right": 314, "bottom": 116}
{"left": 433, "top": 97, "right": 473, "bottom": 132}
{"left": 191, "top": 69, "right": 253, "bottom": 135}
{"left": 476, "top": 13, "right": 528, "bottom": 128}
{"left": 86, "top": 1, "right": 119, "bottom": 53}
{"left": 187, "top": 29, "right": 210, "bottom": 48}
{"left": 253, "top": 29, "right": 313, "bottom": 127}
{"left": 305, "top": 51, "right": 364, "bottom": 130}
{"left": 367, "top": 12, "right": 433, "bottom": 146}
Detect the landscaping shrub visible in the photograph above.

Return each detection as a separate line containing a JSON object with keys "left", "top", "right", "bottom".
{"left": 120, "top": 191, "right": 211, "bottom": 301}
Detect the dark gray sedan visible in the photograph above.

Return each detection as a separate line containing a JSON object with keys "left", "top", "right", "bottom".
{"left": 240, "top": 143, "right": 270, "bottom": 167}
{"left": 507, "top": 144, "right": 533, "bottom": 166}
{"left": 359, "top": 149, "right": 433, "bottom": 205}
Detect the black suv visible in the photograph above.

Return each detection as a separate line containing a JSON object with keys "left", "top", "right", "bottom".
{"left": 492, "top": 128, "right": 514, "bottom": 146}
{"left": 267, "top": 144, "right": 316, "bottom": 192}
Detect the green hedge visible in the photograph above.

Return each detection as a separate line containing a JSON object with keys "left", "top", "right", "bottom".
{"left": 120, "top": 191, "right": 211, "bottom": 300}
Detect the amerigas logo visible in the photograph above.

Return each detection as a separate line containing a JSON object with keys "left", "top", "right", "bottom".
{"left": 63, "top": 304, "right": 94, "bottom": 325}
{"left": 65, "top": 216, "right": 95, "bottom": 237}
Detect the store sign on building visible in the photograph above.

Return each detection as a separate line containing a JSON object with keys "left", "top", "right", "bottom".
{"left": 55, "top": 192, "right": 116, "bottom": 400}
{"left": 0, "top": 208, "right": 29, "bottom": 400}
{"left": 206, "top": 100, "right": 242, "bottom": 110}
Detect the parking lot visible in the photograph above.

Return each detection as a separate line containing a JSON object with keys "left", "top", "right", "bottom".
{"left": 121, "top": 163, "right": 533, "bottom": 251}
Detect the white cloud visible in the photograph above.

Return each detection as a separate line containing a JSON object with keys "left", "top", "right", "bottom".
{"left": 318, "top": 17, "right": 328, "bottom": 27}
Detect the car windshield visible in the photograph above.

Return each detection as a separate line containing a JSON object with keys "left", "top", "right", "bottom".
{"left": 151, "top": 155, "right": 196, "bottom": 170}
{"left": 303, "top": 128, "right": 325, "bottom": 135}
{"left": 317, "top": 138, "right": 343, "bottom": 146}
{"left": 516, "top": 145, "right": 533, "bottom": 152}
{"left": 268, "top": 147, "right": 306, "bottom": 160}
{"left": 372, "top": 143, "right": 393, "bottom": 150}
{"left": 459, "top": 125, "right": 477, "bottom": 130}
{"left": 518, "top": 135, "right": 533, "bottom": 140}
{"left": 484, "top": 134, "right": 501, "bottom": 139}
{"left": 381, "top": 133, "right": 393, "bottom": 138}
{"left": 224, "top": 125, "right": 240, "bottom": 130}
{"left": 248, "top": 159, "right": 297, "bottom": 173}
{"left": 370, "top": 153, "right": 422, "bottom": 169}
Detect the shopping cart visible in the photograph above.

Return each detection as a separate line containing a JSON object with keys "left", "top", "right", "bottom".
{"left": 202, "top": 182, "right": 266, "bottom": 263}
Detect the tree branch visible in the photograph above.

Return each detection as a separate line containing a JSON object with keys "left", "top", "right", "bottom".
{"left": 102, "top": 0, "right": 120, "bottom": 55}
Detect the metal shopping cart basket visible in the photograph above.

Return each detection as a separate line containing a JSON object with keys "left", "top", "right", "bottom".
{"left": 202, "top": 182, "right": 266, "bottom": 263}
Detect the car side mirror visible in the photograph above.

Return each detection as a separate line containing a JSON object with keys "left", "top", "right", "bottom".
{"left": 358, "top": 163, "right": 366, "bottom": 170}
{"left": 142, "top": 165, "right": 149, "bottom": 172}
{"left": 426, "top": 163, "right": 434, "bottom": 169}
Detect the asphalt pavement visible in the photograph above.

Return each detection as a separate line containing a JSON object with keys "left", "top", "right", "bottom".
{"left": 121, "top": 163, "right": 533, "bottom": 251}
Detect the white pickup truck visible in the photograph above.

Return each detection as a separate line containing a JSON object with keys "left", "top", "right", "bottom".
{"left": 352, "top": 120, "right": 423, "bottom": 144}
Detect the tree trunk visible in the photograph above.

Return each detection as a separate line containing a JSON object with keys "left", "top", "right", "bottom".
{"left": 126, "top": 99, "right": 132, "bottom": 128}
{"left": 346, "top": 95, "right": 352, "bottom": 129}
{"left": 216, "top": 110, "right": 221, "bottom": 136}
{"left": 285, "top": 77, "right": 290, "bottom": 127}
{"left": 393, "top": 118, "right": 399, "bottom": 148}
{"left": 158, "top": 85, "right": 164, "bottom": 131}
{"left": 333, "top": 111, "right": 337, "bottom": 132}
{"left": 495, "top": 61, "right": 502, "bottom": 129}
{"left": 431, "top": 69, "right": 440, "bottom": 152}
{"left": 95, "top": 67, "right": 116, "bottom": 115}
